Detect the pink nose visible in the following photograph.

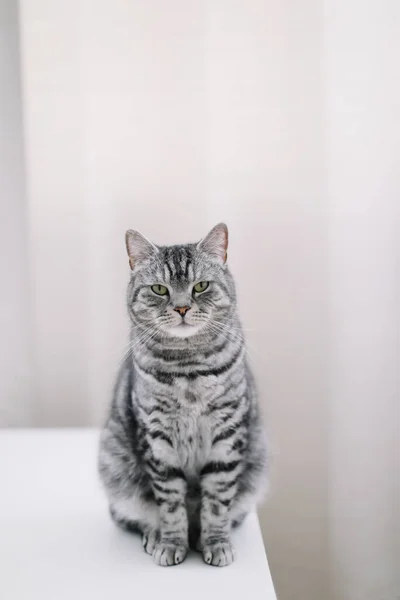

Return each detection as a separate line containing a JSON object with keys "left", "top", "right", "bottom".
{"left": 174, "top": 306, "right": 190, "bottom": 317}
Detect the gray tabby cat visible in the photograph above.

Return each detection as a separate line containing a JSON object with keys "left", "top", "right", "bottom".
{"left": 99, "top": 223, "right": 267, "bottom": 567}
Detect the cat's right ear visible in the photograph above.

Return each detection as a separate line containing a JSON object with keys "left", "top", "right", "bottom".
{"left": 125, "top": 230, "right": 158, "bottom": 270}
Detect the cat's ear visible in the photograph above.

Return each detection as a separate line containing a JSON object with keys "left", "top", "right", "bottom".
{"left": 125, "top": 230, "right": 158, "bottom": 270}
{"left": 197, "top": 223, "right": 228, "bottom": 264}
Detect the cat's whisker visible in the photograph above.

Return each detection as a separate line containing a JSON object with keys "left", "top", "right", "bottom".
{"left": 206, "top": 321, "right": 259, "bottom": 364}
{"left": 119, "top": 325, "right": 159, "bottom": 365}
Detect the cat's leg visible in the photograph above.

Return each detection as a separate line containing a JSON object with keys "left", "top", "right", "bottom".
{"left": 199, "top": 451, "right": 242, "bottom": 566}
{"left": 149, "top": 462, "right": 189, "bottom": 566}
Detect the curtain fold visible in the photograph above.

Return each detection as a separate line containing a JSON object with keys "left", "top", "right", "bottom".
{"left": 326, "top": 1, "right": 400, "bottom": 597}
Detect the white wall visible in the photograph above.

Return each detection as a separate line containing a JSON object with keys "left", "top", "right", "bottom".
{"left": 0, "top": 0, "right": 34, "bottom": 425}
{"left": 20, "top": 1, "right": 212, "bottom": 426}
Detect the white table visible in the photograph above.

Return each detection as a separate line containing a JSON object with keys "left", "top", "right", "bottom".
{"left": 0, "top": 429, "right": 276, "bottom": 600}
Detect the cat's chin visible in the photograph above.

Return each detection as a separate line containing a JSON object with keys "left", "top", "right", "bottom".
{"left": 166, "top": 323, "right": 202, "bottom": 339}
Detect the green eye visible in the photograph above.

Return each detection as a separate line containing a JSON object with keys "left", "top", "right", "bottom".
{"left": 151, "top": 284, "right": 169, "bottom": 296}
{"left": 193, "top": 281, "right": 209, "bottom": 294}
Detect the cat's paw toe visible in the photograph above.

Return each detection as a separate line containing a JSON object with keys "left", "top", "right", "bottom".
{"left": 152, "top": 543, "right": 188, "bottom": 566}
{"left": 142, "top": 530, "right": 159, "bottom": 555}
{"left": 202, "top": 541, "right": 236, "bottom": 567}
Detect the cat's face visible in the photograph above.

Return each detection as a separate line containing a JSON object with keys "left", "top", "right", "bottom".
{"left": 126, "top": 224, "right": 235, "bottom": 339}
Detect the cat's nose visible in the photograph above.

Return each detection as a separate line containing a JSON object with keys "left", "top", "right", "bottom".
{"left": 174, "top": 306, "right": 191, "bottom": 317}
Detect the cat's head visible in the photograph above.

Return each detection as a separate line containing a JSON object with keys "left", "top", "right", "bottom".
{"left": 125, "top": 223, "right": 236, "bottom": 339}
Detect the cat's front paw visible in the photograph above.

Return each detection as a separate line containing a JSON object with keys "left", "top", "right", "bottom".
{"left": 202, "top": 541, "right": 236, "bottom": 567}
{"left": 152, "top": 542, "right": 188, "bottom": 566}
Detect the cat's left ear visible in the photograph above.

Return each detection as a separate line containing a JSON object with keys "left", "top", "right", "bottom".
{"left": 197, "top": 223, "right": 228, "bottom": 264}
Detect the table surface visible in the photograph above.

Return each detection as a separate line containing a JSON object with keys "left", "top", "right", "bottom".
{"left": 0, "top": 429, "right": 276, "bottom": 600}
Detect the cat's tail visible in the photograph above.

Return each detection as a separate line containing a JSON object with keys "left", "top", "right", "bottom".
{"left": 109, "top": 505, "right": 142, "bottom": 534}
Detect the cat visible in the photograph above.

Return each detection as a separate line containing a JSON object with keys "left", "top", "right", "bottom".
{"left": 98, "top": 223, "right": 268, "bottom": 567}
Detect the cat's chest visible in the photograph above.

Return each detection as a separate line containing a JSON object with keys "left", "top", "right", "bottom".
{"left": 166, "top": 378, "right": 215, "bottom": 475}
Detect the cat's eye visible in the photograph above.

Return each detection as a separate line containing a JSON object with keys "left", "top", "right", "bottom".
{"left": 151, "top": 284, "right": 169, "bottom": 296}
{"left": 193, "top": 281, "right": 209, "bottom": 294}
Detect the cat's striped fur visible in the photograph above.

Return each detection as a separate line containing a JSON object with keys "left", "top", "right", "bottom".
{"left": 99, "top": 223, "right": 267, "bottom": 567}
